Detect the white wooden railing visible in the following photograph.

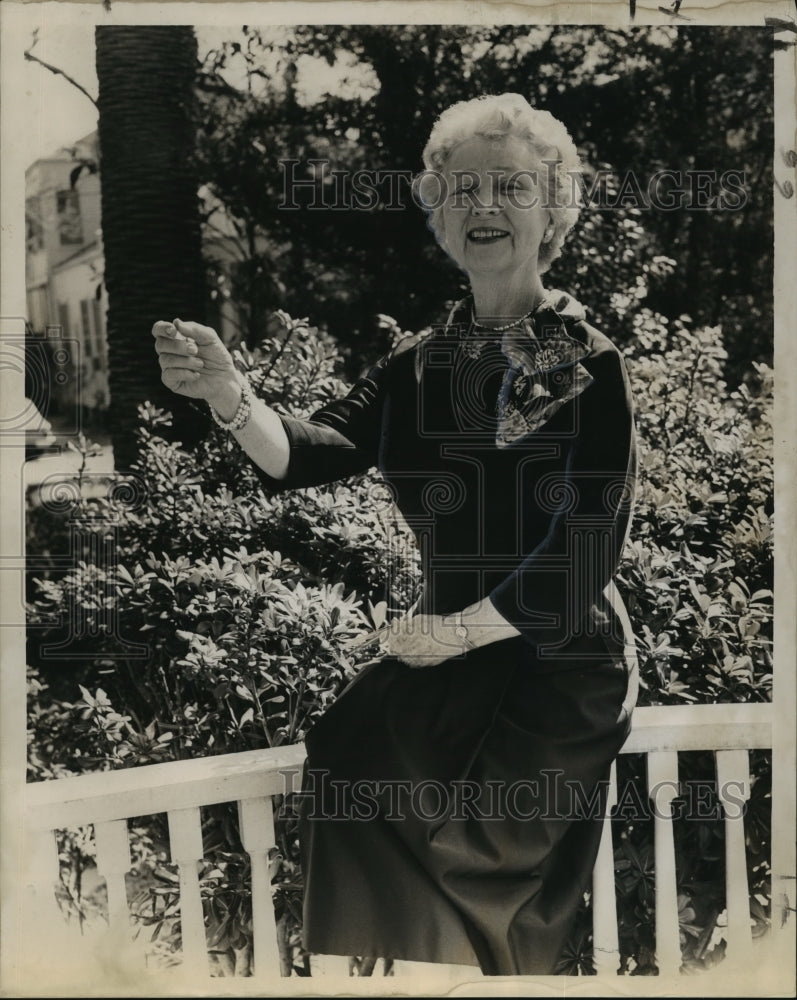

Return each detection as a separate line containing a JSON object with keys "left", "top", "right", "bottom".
{"left": 20, "top": 703, "right": 787, "bottom": 990}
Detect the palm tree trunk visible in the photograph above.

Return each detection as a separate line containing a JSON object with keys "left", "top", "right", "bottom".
{"left": 96, "top": 25, "right": 210, "bottom": 473}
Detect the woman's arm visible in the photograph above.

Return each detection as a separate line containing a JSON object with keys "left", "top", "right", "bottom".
{"left": 209, "top": 369, "right": 290, "bottom": 482}
{"left": 237, "top": 349, "right": 395, "bottom": 494}
{"left": 154, "top": 317, "right": 397, "bottom": 494}
{"left": 154, "top": 318, "right": 290, "bottom": 483}
{"left": 385, "top": 598, "right": 520, "bottom": 668}
{"left": 455, "top": 597, "right": 522, "bottom": 645}
{"left": 485, "top": 346, "right": 638, "bottom": 656}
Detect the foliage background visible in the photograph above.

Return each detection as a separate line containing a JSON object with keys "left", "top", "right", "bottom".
{"left": 196, "top": 25, "right": 772, "bottom": 383}
{"left": 24, "top": 23, "right": 774, "bottom": 978}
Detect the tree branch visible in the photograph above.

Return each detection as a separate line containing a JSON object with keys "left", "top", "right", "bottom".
{"left": 24, "top": 46, "right": 98, "bottom": 108}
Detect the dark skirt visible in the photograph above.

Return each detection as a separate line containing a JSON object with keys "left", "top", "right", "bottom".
{"left": 297, "top": 638, "right": 631, "bottom": 975}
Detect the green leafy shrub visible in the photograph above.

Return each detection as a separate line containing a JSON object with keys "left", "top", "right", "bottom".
{"left": 619, "top": 308, "right": 773, "bottom": 707}
{"left": 26, "top": 305, "right": 772, "bottom": 975}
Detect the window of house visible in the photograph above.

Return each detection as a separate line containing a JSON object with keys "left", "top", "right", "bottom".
{"left": 57, "top": 303, "right": 71, "bottom": 338}
{"left": 26, "top": 287, "right": 48, "bottom": 333}
{"left": 80, "top": 298, "right": 93, "bottom": 352}
{"left": 26, "top": 197, "right": 44, "bottom": 253}
{"left": 91, "top": 297, "right": 106, "bottom": 359}
{"left": 80, "top": 298, "right": 102, "bottom": 372}
{"left": 56, "top": 190, "right": 83, "bottom": 245}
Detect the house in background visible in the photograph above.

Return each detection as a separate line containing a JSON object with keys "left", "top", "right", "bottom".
{"left": 25, "top": 131, "right": 252, "bottom": 424}
{"left": 26, "top": 131, "right": 109, "bottom": 418}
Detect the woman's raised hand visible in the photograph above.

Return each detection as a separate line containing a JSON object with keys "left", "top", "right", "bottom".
{"left": 151, "top": 319, "right": 238, "bottom": 402}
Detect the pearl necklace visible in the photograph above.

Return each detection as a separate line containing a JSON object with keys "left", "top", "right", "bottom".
{"left": 470, "top": 301, "right": 541, "bottom": 332}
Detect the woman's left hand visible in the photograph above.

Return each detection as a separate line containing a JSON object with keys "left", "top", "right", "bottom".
{"left": 385, "top": 613, "right": 467, "bottom": 668}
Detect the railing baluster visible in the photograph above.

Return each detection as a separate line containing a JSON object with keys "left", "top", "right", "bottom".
{"left": 592, "top": 760, "right": 619, "bottom": 974}
{"left": 20, "top": 826, "right": 82, "bottom": 987}
{"left": 647, "top": 750, "right": 681, "bottom": 976}
{"left": 238, "top": 796, "right": 281, "bottom": 978}
{"left": 94, "top": 819, "right": 132, "bottom": 939}
{"left": 23, "top": 828, "right": 63, "bottom": 949}
{"left": 167, "top": 806, "right": 208, "bottom": 974}
{"left": 715, "top": 749, "right": 753, "bottom": 968}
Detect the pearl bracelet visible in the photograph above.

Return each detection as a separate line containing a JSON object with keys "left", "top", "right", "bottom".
{"left": 209, "top": 375, "right": 253, "bottom": 432}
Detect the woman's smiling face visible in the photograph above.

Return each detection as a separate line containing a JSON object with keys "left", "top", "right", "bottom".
{"left": 440, "top": 134, "right": 552, "bottom": 280}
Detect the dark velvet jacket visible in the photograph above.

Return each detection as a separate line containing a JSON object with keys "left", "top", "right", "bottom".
{"left": 247, "top": 301, "right": 638, "bottom": 695}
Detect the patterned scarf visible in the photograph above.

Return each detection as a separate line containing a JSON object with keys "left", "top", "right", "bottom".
{"left": 415, "top": 289, "right": 595, "bottom": 447}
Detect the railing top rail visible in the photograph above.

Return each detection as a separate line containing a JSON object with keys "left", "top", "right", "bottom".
{"left": 619, "top": 702, "right": 772, "bottom": 754}
{"left": 26, "top": 742, "right": 308, "bottom": 831}
{"left": 25, "top": 703, "right": 772, "bottom": 832}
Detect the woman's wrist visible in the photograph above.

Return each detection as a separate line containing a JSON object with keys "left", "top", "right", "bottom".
{"left": 454, "top": 611, "right": 477, "bottom": 651}
{"left": 443, "top": 599, "right": 521, "bottom": 651}
{"left": 207, "top": 371, "right": 245, "bottom": 423}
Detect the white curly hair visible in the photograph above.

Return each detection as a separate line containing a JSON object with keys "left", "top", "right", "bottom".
{"left": 417, "top": 93, "right": 584, "bottom": 274}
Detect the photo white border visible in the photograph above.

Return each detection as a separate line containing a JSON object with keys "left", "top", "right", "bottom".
{"left": 1, "top": 2, "right": 794, "bottom": 997}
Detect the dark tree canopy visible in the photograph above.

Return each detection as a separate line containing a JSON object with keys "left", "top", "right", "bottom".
{"left": 196, "top": 25, "right": 772, "bottom": 382}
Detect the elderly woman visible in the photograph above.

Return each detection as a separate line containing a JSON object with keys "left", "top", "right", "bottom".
{"left": 153, "top": 93, "right": 638, "bottom": 976}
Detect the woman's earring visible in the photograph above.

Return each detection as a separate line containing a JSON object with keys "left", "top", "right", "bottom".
{"left": 543, "top": 225, "right": 554, "bottom": 243}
